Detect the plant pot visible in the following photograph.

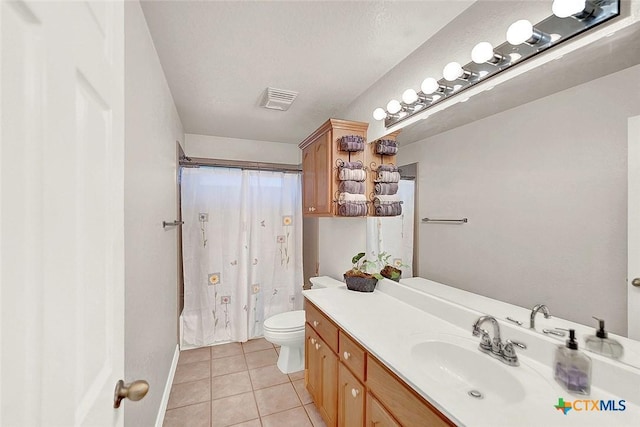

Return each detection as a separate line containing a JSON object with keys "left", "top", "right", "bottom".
{"left": 344, "top": 274, "right": 378, "bottom": 292}
{"left": 380, "top": 266, "right": 402, "bottom": 282}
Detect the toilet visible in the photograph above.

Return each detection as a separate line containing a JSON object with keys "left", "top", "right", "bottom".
{"left": 263, "top": 276, "right": 343, "bottom": 374}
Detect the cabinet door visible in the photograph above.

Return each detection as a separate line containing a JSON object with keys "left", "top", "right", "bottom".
{"left": 306, "top": 324, "right": 338, "bottom": 426}
{"left": 313, "top": 133, "right": 332, "bottom": 215}
{"left": 338, "top": 363, "right": 365, "bottom": 427}
{"left": 302, "top": 146, "right": 316, "bottom": 214}
{"left": 318, "top": 337, "right": 338, "bottom": 426}
{"left": 366, "top": 393, "right": 400, "bottom": 427}
{"left": 305, "top": 325, "right": 320, "bottom": 402}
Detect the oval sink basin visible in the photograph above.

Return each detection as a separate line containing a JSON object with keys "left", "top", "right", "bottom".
{"left": 410, "top": 340, "right": 526, "bottom": 404}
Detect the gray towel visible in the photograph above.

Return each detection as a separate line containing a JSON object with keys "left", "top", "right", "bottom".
{"left": 340, "top": 139, "right": 365, "bottom": 152}
{"left": 375, "top": 202, "right": 402, "bottom": 216}
{"left": 338, "top": 202, "right": 368, "bottom": 217}
{"left": 376, "top": 144, "right": 398, "bottom": 155}
{"left": 377, "top": 164, "right": 398, "bottom": 172}
{"left": 340, "top": 161, "right": 363, "bottom": 169}
{"left": 340, "top": 181, "right": 365, "bottom": 194}
{"left": 374, "top": 183, "right": 398, "bottom": 195}
{"left": 377, "top": 139, "right": 397, "bottom": 147}
{"left": 377, "top": 171, "right": 400, "bottom": 183}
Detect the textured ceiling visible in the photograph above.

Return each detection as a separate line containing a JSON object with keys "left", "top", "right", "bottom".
{"left": 140, "top": 0, "right": 475, "bottom": 144}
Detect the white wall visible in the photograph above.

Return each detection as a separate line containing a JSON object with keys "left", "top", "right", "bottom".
{"left": 185, "top": 133, "right": 301, "bottom": 165}
{"left": 399, "top": 64, "right": 640, "bottom": 335}
{"left": 125, "top": 3, "right": 184, "bottom": 425}
{"left": 318, "top": 218, "right": 367, "bottom": 280}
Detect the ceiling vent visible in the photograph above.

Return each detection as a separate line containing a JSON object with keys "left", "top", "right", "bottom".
{"left": 260, "top": 87, "right": 298, "bottom": 111}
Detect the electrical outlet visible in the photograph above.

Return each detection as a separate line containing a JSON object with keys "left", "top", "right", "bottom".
{"left": 199, "top": 213, "right": 208, "bottom": 222}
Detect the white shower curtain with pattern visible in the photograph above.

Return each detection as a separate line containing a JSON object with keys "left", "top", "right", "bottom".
{"left": 180, "top": 167, "right": 303, "bottom": 348}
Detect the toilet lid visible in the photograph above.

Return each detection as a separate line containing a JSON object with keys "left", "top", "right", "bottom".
{"left": 263, "top": 310, "right": 305, "bottom": 332}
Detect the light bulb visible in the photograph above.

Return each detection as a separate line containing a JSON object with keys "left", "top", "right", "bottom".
{"left": 471, "top": 42, "right": 495, "bottom": 64}
{"left": 552, "top": 0, "right": 586, "bottom": 18}
{"left": 507, "top": 19, "right": 534, "bottom": 45}
{"left": 443, "top": 62, "right": 463, "bottom": 81}
{"left": 386, "top": 99, "right": 402, "bottom": 114}
{"left": 421, "top": 77, "right": 439, "bottom": 95}
{"left": 372, "top": 108, "right": 387, "bottom": 121}
{"left": 402, "top": 89, "right": 419, "bottom": 104}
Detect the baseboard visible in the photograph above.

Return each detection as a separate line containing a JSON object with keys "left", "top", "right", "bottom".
{"left": 155, "top": 344, "right": 180, "bottom": 427}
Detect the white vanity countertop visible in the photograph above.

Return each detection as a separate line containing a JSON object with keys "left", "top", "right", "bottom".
{"left": 303, "top": 281, "right": 640, "bottom": 427}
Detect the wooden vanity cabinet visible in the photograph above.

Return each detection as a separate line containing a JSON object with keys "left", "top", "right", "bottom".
{"left": 299, "top": 119, "right": 368, "bottom": 216}
{"left": 305, "top": 299, "right": 455, "bottom": 427}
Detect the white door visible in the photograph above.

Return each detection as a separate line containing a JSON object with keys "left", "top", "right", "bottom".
{"left": 629, "top": 115, "right": 640, "bottom": 340}
{"left": 1, "top": 1, "right": 126, "bottom": 425}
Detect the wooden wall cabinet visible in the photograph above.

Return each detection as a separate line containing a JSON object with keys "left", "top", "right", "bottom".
{"left": 299, "top": 119, "right": 368, "bottom": 216}
{"left": 305, "top": 299, "right": 454, "bottom": 427}
{"left": 299, "top": 118, "right": 405, "bottom": 217}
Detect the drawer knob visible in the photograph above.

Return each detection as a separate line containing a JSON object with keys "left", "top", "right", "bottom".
{"left": 351, "top": 388, "right": 360, "bottom": 398}
{"left": 310, "top": 338, "right": 316, "bottom": 345}
{"left": 315, "top": 343, "right": 321, "bottom": 350}
{"left": 313, "top": 320, "right": 319, "bottom": 327}
{"left": 343, "top": 351, "right": 350, "bottom": 360}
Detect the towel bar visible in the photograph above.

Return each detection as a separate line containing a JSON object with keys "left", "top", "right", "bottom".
{"left": 421, "top": 218, "right": 468, "bottom": 224}
{"left": 163, "top": 220, "right": 184, "bottom": 228}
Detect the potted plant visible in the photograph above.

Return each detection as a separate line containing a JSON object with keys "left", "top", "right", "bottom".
{"left": 344, "top": 252, "right": 382, "bottom": 292}
{"left": 377, "top": 252, "right": 408, "bottom": 282}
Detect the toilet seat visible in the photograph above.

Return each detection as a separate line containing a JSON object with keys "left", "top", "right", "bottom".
{"left": 263, "top": 310, "right": 305, "bottom": 333}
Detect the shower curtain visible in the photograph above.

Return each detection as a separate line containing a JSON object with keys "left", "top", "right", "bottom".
{"left": 180, "top": 167, "right": 303, "bottom": 347}
{"left": 366, "top": 179, "right": 415, "bottom": 278}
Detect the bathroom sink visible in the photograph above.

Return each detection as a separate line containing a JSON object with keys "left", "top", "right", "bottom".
{"left": 410, "top": 340, "right": 526, "bottom": 404}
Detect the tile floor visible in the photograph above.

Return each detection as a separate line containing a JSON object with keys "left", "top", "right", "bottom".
{"left": 163, "top": 338, "right": 327, "bottom": 427}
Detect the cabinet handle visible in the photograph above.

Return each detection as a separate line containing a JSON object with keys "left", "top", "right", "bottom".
{"left": 351, "top": 388, "right": 360, "bottom": 398}
{"left": 315, "top": 343, "right": 321, "bottom": 350}
{"left": 313, "top": 320, "right": 319, "bottom": 327}
{"left": 343, "top": 351, "right": 350, "bottom": 360}
{"left": 310, "top": 338, "right": 316, "bottom": 345}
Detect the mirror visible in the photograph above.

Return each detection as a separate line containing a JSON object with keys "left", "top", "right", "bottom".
{"left": 395, "top": 21, "right": 640, "bottom": 367}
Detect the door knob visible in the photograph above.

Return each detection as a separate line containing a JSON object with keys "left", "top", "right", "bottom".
{"left": 351, "top": 388, "right": 360, "bottom": 398}
{"left": 113, "top": 379, "right": 149, "bottom": 408}
{"left": 633, "top": 278, "right": 640, "bottom": 287}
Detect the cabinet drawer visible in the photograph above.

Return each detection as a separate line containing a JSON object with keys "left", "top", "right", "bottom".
{"left": 306, "top": 301, "right": 338, "bottom": 353}
{"left": 339, "top": 331, "right": 366, "bottom": 381}
{"left": 366, "top": 356, "right": 454, "bottom": 427}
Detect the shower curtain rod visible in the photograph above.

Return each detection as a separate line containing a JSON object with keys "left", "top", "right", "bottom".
{"left": 179, "top": 157, "right": 302, "bottom": 173}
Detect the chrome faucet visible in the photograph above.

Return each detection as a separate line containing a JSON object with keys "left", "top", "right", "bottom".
{"left": 472, "top": 315, "right": 526, "bottom": 366}
{"left": 530, "top": 304, "right": 551, "bottom": 329}
{"left": 472, "top": 315, "right": 502, "bottom": 355}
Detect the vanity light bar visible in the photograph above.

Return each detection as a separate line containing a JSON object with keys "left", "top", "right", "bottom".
{"left": 373, "top": 0, "right": 620, "bottom": 128}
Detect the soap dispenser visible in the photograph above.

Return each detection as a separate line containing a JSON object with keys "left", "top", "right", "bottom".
{"left": 554, "top": 329, "right": 591, "bottom": 395}
{"left": 585, "top": 317, "right": 624, "bottom": 359}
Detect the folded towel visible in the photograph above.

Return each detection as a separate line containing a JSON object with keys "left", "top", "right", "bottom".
{"left": 377, "top": 164, "right": 398, "bottom": 172}
{"left": 377, "top": 171, "right": 400, "bottom": 183}
{"left": 377, "top": 139, "right": 397, "bottom": 147}
{"left": 339, "top": 180, "right": 365, "bottom": 194}
{"left": 338, "top": 192, "right": 368, "bottom": 205}
{"left": 339, "top": 168, "right": 367, "bottom": 181}
{"left": 373, "top": 195, "right": 400, "bottom": 206}
{"left": 376, "top": 144, "right": 398, "bottom": 155}
{"left": 338, "top": 202, "right": 368, "bottom": 217}
{"left": 340, "top": 161, "right": 363, "bottom": 169}
{"left": 375, "top": 202, "right": 403, "bottom": 216}
{"left": 374, "top": 183, "right": 398, "bottom": 195}
{"left": 340, "top": 135, "right": 365, "bottom": 152}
